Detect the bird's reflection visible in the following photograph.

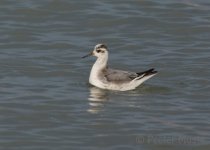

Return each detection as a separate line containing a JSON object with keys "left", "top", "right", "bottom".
{"left": 87, "top": 86, "right": 109, "bottom": 114}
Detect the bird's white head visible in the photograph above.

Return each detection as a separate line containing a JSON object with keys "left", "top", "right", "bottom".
{"left": 82, "top": 44, "right": 108, "bottom": 59}
{"left": 93, "top": 44, "right": 108, "bottom": 58}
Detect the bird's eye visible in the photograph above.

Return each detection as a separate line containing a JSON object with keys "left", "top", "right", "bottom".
{"left": 96, "top": 50, "right": 101, "bottom": 53}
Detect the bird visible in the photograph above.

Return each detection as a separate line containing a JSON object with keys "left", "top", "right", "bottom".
{"left": 82, "top": 44, "right": 157, "bottom": 91}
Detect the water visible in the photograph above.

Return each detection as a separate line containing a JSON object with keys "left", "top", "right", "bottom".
{"left": 0, "top": 0, "right": 210, "bottom": 149}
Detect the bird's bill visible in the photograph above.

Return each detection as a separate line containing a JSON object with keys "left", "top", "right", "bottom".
{"left": 82, "top": 51, "right": 93, "bottom": 58}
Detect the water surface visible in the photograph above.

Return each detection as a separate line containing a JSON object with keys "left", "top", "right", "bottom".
{"left": 0, "top": 0, "right": 210, "bottom": 150}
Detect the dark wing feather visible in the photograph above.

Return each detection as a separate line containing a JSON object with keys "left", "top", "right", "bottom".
{"left": 136, "top": 68, "right": 158, "bottom": 79}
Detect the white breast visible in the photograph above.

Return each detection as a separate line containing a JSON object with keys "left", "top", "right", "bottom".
{"left": 89, "top": 64, "right": 107, "bottom": 89}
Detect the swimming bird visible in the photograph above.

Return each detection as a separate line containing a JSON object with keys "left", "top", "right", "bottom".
{"left": 82, "top": 44, "right": 157, "bottom": 91}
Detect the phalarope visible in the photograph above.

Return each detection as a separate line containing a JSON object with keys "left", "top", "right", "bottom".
{"left": 82, "top": 44, "right": 157, "bottom": 91}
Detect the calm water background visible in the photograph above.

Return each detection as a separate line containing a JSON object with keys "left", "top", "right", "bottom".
{"left": 0, "top": 0, "right": 210, "bottom": 149}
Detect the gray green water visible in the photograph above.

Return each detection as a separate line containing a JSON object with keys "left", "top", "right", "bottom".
{"left": 0, "top": 0, "right": 210, "bottom": 150}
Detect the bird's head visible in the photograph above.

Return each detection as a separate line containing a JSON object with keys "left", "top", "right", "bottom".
{"left": 82, "top": 44, "right": 108, "bottom": 58}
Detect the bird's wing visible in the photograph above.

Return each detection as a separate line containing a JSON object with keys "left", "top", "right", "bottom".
{"left": 103, "top": 68, "right": 138, "bottom": 83}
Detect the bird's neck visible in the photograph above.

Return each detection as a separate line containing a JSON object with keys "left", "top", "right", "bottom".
{"left": 90, "top": 56, "right": 108, "bottom": 79}
{"left": 92, "top": 56, "right": 108, "bottom": 71}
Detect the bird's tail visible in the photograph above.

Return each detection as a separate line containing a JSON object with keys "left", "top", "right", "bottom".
{"left": 129, "top": 68, "right": 158, "bottom": 89}
{"left": 136, "top": 68, "right": 158, "bottom": 79}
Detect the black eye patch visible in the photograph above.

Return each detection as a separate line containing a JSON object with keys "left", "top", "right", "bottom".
{"left": 96, "top": 50, "right": 101, "bottom": 53}
{"left": 96, "top": 49, "right": 104, "bottom": 53}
